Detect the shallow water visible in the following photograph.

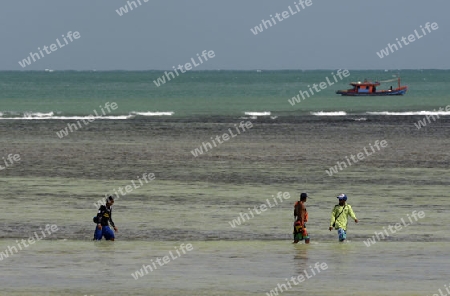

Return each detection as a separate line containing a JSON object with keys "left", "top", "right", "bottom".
{"left": 0, "top": 117, "right": 449, "bottom": 295}
{"left": 0, "top": 239, "right": 448, "bottom": 296}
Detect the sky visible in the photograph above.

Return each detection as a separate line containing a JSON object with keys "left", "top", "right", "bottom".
{"left": 0, "top": 0, "right": 448, "bottom": 70}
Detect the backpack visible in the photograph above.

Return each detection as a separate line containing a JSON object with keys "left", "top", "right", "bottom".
{"left": 93, "top": 205, "right": 105, "bottom": 223}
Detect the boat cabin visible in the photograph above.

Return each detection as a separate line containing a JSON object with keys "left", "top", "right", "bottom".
{"left": 351, "top": 81, "right": 380, "bottom": 94}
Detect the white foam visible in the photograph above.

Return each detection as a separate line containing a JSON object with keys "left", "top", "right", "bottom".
{"left": 131, "top": 111, "right": 174, "bottom": 116}
{"left": 244, "top": 111, "right": 271, "bottom": 116}
{"left": 367, "top": 111, "right": 450, "bottom": 116}
{"left": 89, "top": 115, "right": 134, "bottom": 120}
{"left": 311, "top": 111, "right": 347, "bottom": 116}
{"left": 23, "top": 111, "right": 54, "bottom": 118}
{"left": 0, "top": 114, "right": 133, "bottom": 120}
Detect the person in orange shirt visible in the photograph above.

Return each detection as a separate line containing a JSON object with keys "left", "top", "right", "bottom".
{"left": 293, "top": 192, "right": 309, "bottom": 244}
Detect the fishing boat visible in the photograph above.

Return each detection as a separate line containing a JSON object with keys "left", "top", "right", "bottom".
{"left": 336, "top": 77, "right": 407, "bottom": 96}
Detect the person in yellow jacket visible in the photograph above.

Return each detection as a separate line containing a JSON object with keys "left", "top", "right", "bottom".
{"left": 329, "top": 193, "right": 358, "bottom": 241}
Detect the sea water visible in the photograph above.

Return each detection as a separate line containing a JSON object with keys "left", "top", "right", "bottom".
{"left": 0, "top": 70, "right": 449, "bottom": 295}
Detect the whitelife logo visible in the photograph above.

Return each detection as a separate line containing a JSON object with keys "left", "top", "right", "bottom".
{"left": 18, "top": 31, "right": 81, "bottom": 68}
{"left": 190, "top": 121, "right": 253, "bottom": 157}
{"left": 325, "top": 140, "right": 388, "bottom": 176}
{"left": 153, "top": 50, "right": 215, "bottom": 87}
{"left": 414, "top": 105, "right": 450, "bottom": 130}
{"left": 363, "top": 210, "right": 425, "bottom": 247}
{"left": 93, "top": 173, "right": 155, "bottom": 208}
{"left": 0, "top": 224, "right": 59, "bottom": 261}
{"left": 250, "top": 0, "right": 313, "bottom": 35}
{"left": 131, "top": 243, "right": 194, "bottom": 280}
{"left": 265, "top": 262, "right": 328, "bottom": 296}
{"left": 0, "top": 153, "right": 21, "bottom": 171}
{"left": 115, "top": 0, "right": 149, "bottom": 16}
{"left": 55, "top": 102, "right": 118, "bottom": 139}
{"left": 376, "top": 22, "right": 439, "bottom": 59}
{"left": 427, "top": 282, "right": 450, "bottom": 296}
{"left": 288, "top": 69, "right": 350, "bottom": 106}
{"left": 228, "top": 192, "right": 290, "bottom": 228}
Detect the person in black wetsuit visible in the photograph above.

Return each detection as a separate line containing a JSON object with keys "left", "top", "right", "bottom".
{"left": 93, "top": 196, "right": 118, "bottom": 241}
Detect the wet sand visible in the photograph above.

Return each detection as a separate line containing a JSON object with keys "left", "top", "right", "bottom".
{"left": 1, "top": 115, "right": 449, "bottom": 183}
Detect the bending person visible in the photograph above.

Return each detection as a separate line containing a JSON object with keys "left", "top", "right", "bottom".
{"left": 94, "top": 196, "right": 118, "bottom": 241}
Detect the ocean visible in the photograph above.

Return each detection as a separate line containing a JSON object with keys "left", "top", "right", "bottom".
{"left": 0, "top": 70, "right": 449, "bottom": 295}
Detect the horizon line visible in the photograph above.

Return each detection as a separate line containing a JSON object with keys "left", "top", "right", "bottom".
{"left": 1, "top": 68, "right": 450, "bottom": 72}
